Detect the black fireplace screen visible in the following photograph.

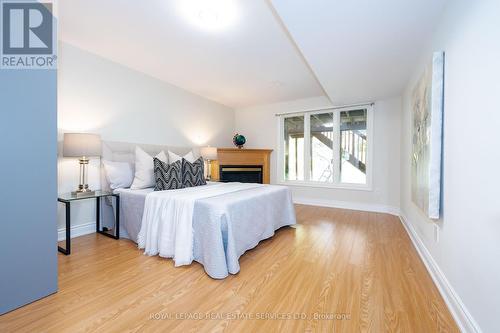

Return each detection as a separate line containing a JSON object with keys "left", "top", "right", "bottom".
{"left": 219, "top": 165, "right": 263, "bottom": 184}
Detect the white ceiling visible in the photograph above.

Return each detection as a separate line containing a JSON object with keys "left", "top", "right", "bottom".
{"left": 59, "top": 0, "right": 325, "bottom": 109}
{"left": 270, "top": 0, "right": 448, "bottom": 105}
{"left": 60, "top": 0, "right": 448, "bottom": 109}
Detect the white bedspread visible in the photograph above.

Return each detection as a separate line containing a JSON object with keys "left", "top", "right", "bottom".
{"left": 137, "top": 183, "right": 261, "bottom": 266}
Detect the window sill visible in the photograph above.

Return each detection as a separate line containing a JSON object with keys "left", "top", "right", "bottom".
{"left": 278, "top": 180, "right": 373, "bottom": 191}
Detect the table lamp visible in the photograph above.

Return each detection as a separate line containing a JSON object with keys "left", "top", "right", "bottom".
{"left": 200, "top": 146, "right": 218, "bottom": 181}
{"left": 63, "top": 133, "right": 101, "bottom": 197}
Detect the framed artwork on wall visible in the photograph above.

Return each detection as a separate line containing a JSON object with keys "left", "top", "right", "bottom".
{"left": 411, "top": 51, "right": 444, "bottom": 219}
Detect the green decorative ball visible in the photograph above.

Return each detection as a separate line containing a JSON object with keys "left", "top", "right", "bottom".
{"left": 233, "top": 133, "right": 246, "bottom": 148}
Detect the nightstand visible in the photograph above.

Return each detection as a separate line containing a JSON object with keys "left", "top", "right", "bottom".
{"left": 58, "top": 191, "right": 120, "bottom": 255}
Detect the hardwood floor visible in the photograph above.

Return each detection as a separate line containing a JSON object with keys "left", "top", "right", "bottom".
{"left": 0, "top": 205, "right": 458, "bottom": 332}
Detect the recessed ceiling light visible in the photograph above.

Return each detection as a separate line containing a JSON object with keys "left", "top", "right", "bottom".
{"left": 181, "top": 0, "right": 237, "bottom": 32}
{"left": 199, "top": 9, "right": 219, "bottom": 25}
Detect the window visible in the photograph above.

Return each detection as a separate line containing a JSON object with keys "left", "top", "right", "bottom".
{"left": 310, "top": 112, "right": 334, "bottom": 182}
{"left": 283, "top": 116, "right": 304, "bottom": 181}
{"left": 340, "top": 109, "right": 368, "bottom": 184}
{"left": 279, "top": 105, "right": 372, "bottom": 189}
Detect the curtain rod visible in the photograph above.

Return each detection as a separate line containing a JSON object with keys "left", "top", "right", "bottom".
{"left": 274, "top": 102, "right": 374, "bottom": 117}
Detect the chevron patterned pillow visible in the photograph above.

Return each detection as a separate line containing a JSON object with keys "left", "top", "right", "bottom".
{"left": 182, "top": 157, "right": 207, "bottom": 188}
{"left": 153, "top": 157, "right": 183, "bottom": 191}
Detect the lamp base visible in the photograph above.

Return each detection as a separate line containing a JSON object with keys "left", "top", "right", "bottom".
{"left": 71, "top": 191, "right": 95, "bottom": 198}
{"left": 71, "top": 184, "right": 95, "bottom": 198}
{"left": 205, "top": 159, "right": 213, "bottom": 181}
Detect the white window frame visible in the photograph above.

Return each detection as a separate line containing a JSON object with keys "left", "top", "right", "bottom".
{"left": 277, "top": 105, "right": 374, "bottom": 191}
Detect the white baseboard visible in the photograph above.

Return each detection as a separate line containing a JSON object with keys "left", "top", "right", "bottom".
{"left": 293, "top": 197, "right": 400, "bottom": 216}
{"left": 58, "top": 221, "right": 95, "bottom": 241}
{"left": 399, "top": 214, "right": 482, "bottom": 333}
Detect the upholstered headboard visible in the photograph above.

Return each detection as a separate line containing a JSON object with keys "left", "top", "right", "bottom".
{"left": 100, "top": 140, "right": 200, "bottom": 192}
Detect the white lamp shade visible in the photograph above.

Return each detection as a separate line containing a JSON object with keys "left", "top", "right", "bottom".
{"left": 63, "top": 133, "right": 102, "bottom": 157}
{"left": 200, "top": 146, "right": 217, "bottom": 160}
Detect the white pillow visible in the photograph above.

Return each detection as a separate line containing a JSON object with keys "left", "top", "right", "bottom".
{"left": 168, "top": 150, "right": 195, "bottom": 163}
{"left": 102, "top": 160, "right": 134, "bottom": 190}
{"left": 130, "top": 146, "right": 167, "bottom": 189}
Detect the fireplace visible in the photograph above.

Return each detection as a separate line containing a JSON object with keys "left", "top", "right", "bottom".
{"left": 219, "top": 165, "right": 263, "bottom": 184}
{"left": 209, "top": 148, "right": 272, "bottom": 183}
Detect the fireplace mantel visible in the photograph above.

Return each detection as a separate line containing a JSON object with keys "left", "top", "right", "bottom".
{"left": 210, "top": 148, "right": 273, "bottom": 184}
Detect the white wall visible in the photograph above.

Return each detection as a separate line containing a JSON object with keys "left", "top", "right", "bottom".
{"left": 400, "top": 1, "right": 500, "bottom": 331}
{"left": 57, "top": 42, "right": 235, "bottom": 233}
{"left": 235, "top": 96, "right": 401, "bottom": 212}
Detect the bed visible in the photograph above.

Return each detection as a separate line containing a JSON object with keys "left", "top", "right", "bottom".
{"left": 101, "top": 141, "right": 296, "bottom": 279}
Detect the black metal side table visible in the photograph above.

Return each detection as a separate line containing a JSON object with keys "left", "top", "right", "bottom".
{"left": 57, "top": 191, "right": 120, "bottom": 255}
